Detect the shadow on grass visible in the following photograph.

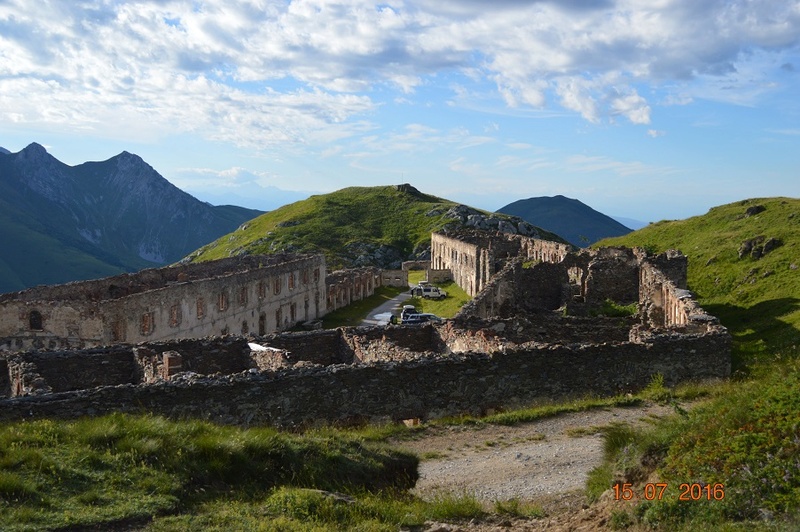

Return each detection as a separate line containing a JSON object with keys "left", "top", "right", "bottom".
{"left": 703, "top": 297, "right": 800, "bottom": 375}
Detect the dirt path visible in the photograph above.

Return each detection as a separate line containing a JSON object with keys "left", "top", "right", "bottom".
{"left": 391, "top": 402, "right": 677, "bottom": 530}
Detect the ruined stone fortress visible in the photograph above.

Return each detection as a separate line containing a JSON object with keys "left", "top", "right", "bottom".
{"left": 0, "top": 230, "right": 731, "bottom": 427}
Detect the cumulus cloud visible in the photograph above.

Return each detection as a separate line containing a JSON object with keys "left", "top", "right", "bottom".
{"left": 1, "top": 0, "right": 798, "bottom": 146}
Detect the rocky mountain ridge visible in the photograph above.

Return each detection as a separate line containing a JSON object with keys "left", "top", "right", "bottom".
{"left": 0, "top": 143, "right": 262, "bottom": 293}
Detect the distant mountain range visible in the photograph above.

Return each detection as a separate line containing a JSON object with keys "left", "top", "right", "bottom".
{"left": 0, "top": 143, "right": 262, "bottom": 293}
{"left": 0, "top": 142, "right": 638, "bottom": 292}
{"left": 497, "top": 195, "right": 633, "bottom": 247}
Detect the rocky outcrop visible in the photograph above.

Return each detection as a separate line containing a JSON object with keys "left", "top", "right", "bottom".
{"left": 738, "top": 236, "right": 782, "bottom": 259}
{"left": 429, "top": 204, "right": 546, "bottom": 238}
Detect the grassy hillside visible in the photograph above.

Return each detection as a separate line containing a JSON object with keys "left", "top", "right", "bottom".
{"left": 599, "top": 197, "right": 800, "bottom": 372}
{"left": 187, "top": 185, "right": 565, "bottom": 268}
{"left": 594, "top": 197, "right": 800, "bottom": 529}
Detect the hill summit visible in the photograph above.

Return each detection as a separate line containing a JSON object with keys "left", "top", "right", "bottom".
{"left": 497, "top": 195, "right": 632, "bottom": 247}
{"left": 188, "top": 184, "right": 566, "bottom": 269}
{"left": 0, "top": 143, "right": 262, "bottom": 293}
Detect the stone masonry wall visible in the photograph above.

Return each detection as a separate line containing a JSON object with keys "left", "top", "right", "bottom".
{"left": 342, "top": 324, "right": 444, "bottom": 363}
{"left": 1, "top": 254, "right": 327, "bottom": 352}
{"left": 326, "top": 268, "right": 381, "bottom": 312}
{"left": 259, "top": 329, "right": 354, "bottom": 366}
{"left": 0, "top": 330, "right": 730, "bottom": 427}
{"left": 637, "top": 250, "right": 712, "bottom": 331}
{"left": 7, "top": 347, "right": 137, "bottom": 397}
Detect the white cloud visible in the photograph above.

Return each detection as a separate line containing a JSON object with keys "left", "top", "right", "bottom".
{"left": 1, "top": 0, "right": 798, "bottom": 148}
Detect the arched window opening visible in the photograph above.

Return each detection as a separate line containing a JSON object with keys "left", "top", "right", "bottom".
{"left": 29, "top": 310, "right": 43, "bottom": 331}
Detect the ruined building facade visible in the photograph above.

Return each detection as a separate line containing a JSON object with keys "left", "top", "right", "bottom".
{"left": 431, "top": 231, "right": 573, "bottom": 296}
{"left": 0, "top": 254, "right": 327, "bottom": 352}
{"left": 0, "top": 231, "right": 731, "bottom": 427}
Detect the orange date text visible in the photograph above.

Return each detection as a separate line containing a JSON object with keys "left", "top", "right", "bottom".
{"left": 613, "top": 483, "right": 725, "bottom": 501}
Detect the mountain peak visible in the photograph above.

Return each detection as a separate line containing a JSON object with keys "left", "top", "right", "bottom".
{"left": 497, "top": 195, "right": 632, "bottom": 247}
{"left": 113, "top": 150, "right": 146, "bottom": 164}
{"left": 22, "top": 142, "right": 48, "bottom": 155}
{"left": 16, "top": 142, "right": 59, "bottom": 167}
{"left": 0, "top": 146, "right": 10, "bottom": 155}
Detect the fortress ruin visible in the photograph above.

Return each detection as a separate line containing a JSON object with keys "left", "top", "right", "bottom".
{"left": 0, "top": 231, "right": 731, "bottom": 426}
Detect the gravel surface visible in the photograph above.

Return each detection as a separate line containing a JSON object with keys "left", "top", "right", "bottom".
{"left": 394, "top": 403, "right": 674, "bottom": 504}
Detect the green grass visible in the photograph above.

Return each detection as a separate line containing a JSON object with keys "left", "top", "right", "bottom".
{"left": 189, "top": 186, "right": 462, "bottom": 269}
{"left": 148, "top": 488, "right": 486, "bottom": 531}
{"left": 0, "top": 414, "right": 418, "bottom": 531}
{"left": 598, "top": 197, "right": 800, "bottom": 373}
{"left": 188, "top": 185, "right": 565, "bottom": 270}
{"left": 590, "top": 197, "right": 800, "bottom": 529}
{"left": 406, "top": 280, "right": 472, "bottom": 318}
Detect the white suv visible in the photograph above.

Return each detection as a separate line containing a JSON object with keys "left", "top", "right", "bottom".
{"left": 410, "top": 283, "right": 447, "bottom": 300}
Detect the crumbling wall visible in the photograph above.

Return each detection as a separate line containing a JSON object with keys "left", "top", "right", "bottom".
{"left": 637, "top": 250, "right": 702, "bottom": 329}
{"left": 581, "top": 247, "right": 640, "bottom": 306}
{"left": 1, "top": 254, "right": 327, "bottom": 352}
{"left": 103, "top": 254, "right": 326, "bottom": 344}
{"left": 258, "top": 329, "right": 353, "bottom": 366}
{"left": 0, "top": 357, "right": 10, "bottom": 398}
{"left": 455, "top": 258, "right": 519, "bottom": 318}
{"left": 133, "top": 337, "right": 254, "bottom": 378}
{"left": 456, "top": 257, "right": 570, "bottom": 318}
{"left": 7, "top": 347, "right": 137, "bottom": 396}
{"left": 0, "top": 329, "right": 730, "bottom": 427}
{"left": 326, "top": 268, "right": 381, "bottom": 312}
{"left": 432, "top": 231, "right": 573, "bottom": 298}
{"left": 518, "top": 237, "right": 572, "bottom": 263}
{"left": 443, "top": 315, "right": 633, "bottom": 348}
{"left": 343, "top": 325, "right": 444, "bottom": 363}
{"left": 431, "top": 233, "right": 484, "bottom": 296}
{"left": 0, "top": 301, "right": 105, "bottom": 352}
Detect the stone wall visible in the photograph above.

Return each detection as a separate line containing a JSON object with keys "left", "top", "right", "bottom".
{"left": 1, "top": 254, "right": 327, "bottom": 352}
{"left": 380, "top": 270, "right": 409, "bottom": 288}
{"left": 6, "top": 347, "right": 137, "bottom": 396}
{"left": 343, "top": 324, "right": 444, "bottom": 363}
{"left": 638, "top": 250, "right": 711, "bottom": 331}
{"left": 431, "top": 231, "right": 573, "bottom": 297}
{"left": 326, "top": 268, "right": 381, "bottom": 312}
{"left": 431, "top": 232, "right": 484, "bottom": 296}
{"left": 0, "top": 325, "right": 730, "bottom": 427}
{"left": 259, "top": 329, "right": 353, "bottom": 366}
{"left": 0, "top": 232, "right": 731, "bottom": 427}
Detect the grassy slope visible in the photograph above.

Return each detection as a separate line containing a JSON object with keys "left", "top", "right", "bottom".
{"left": 599, "top": 197, "right": 800, "bottom": 372}
{"left": 188, "top": 185, "right": 565, "bottom": 269}
{"left": 595, "top": 197, "right": 800, "bottom": 528}
{"left": 189, "top": 186, "right": 457, "bottom": 266}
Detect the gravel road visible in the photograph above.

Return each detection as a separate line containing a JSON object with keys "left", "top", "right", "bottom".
{"left": 395, "top": 403, "right": 675, "bottom": 504}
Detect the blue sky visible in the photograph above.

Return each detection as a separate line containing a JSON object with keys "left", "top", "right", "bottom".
{"left": 1, "top": 0, "right": 799, "bottom": 224}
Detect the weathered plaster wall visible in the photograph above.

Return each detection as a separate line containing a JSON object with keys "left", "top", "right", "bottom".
{"left": 1, "top": 254, "right": 327, "bottom": 352}
{"left": 380, "top": 270, "right": 409, "bottom": 287}
{"left": 103, "top": 254, "right": 326, "bottom": 345}
{"left": 431, "top": 233, "right": 484, "bottom": 296}
{"left": 431, "top": 231, "right": 573, "bottom": 298}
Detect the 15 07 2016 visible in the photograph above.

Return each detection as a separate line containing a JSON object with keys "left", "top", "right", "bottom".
{"left": 613, "top": 482, "right": 725, "bottom": 501}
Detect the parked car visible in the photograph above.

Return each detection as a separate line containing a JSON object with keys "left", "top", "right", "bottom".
{"left": 400, "top": 305, "right": 419, "bottom": 320}
{"left": 409, "top": 282, "right": 447, "bottom": 300}
{"left": 402, "top": 312, "right": 442, "bottom": 325}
